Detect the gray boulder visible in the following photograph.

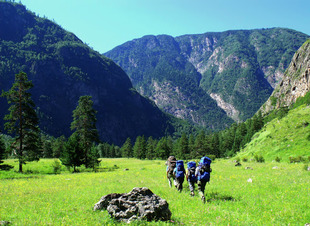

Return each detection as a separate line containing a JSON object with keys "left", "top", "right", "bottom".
{"left": 94, "top": 187, "right": 171, "bottom": 223}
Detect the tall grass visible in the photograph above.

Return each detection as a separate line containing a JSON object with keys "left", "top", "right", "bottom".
{"left": 1, "top": 158, "right": 310, "bottom": 225}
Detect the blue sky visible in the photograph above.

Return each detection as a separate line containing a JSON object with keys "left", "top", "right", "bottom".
{"left": 22, "top": 0, "right": 310, "bottom": 53}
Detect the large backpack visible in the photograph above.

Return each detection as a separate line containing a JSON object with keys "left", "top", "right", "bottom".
{"left": 187, "top": 161, "right": 197, "bottom": 183}
{"left": 175, "top": 160, "right": 185, "bottom": 179}
{"left": 197, "top": 156, "right": 212, "bottom": 182}
{"left": 167, "top": 156, "right": 176, "bottom": 174}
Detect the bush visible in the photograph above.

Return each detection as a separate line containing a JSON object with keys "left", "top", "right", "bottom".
{"left": 254, "top": 154, "right": 265, "bottom": 163}
{"left": 52, "top": 159, "right": 62, "bottom": 174}
{"left": 289, "top": 156, "right": 306, "bottom": 163}
{"left": 275, "top": 156, "right": 281, "bottom": 162}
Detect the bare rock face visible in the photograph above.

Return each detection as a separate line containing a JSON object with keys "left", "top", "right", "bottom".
{"left": 94, "top": 187, "right": 172, "bottom": 223}
{"left": 261, "top": 40, "right": 310, "bottom": 115}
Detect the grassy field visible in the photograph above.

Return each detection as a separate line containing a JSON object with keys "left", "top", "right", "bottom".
{"left": 0, "top": 158, "right": 309, "bottom": 225}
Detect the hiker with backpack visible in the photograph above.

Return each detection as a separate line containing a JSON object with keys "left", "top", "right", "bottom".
{"left": 195, "top": 156, "right": 212, "bottom": 203}
{"left": 166, "top": 156, "right": 177, "bottom": 188}
{"left": 186, "top": 161, "right": 197, "bottom": 196}
{"left": 173, "top": 160, "right": 185, "bottom": 192}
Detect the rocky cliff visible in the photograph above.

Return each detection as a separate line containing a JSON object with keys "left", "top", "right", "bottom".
{"left": 260, "top": 39, "right": 310, "bottom": 114}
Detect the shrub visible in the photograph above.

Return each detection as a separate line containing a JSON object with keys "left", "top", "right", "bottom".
{"left": 52, "top": 159, "right": 62, "bottom": 174}
{"left": 254, "top": 154, "right": 265, "bottom": 163}
{"left": 275, "top": 156, "right": 281, "bottom": 162}
{"left": 289, "top": 156, "right": 305, "bottom": 163}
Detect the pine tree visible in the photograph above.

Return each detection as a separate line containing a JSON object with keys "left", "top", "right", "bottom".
{"left": 0, "top": 135, "right": 6, "bottom": 165}
{"left": 177, "top": 133, "right": 189, "bottom": 159}
{"left": 188, "top": 134, "right": 195, "bottom": 158}
{"left": 146, "top": 137, "right": 157, "bottom": 160}
{"left": 194, "top": 130, "right": 206, "bottom": 158}
{"left": 52, "top": 135, "right": 66, "bottom": 158}
{"left": 121, "top": 137, "right": 133, "bottom": 158}
{"left": 60, "top": 133, "right": 84, "bottom": 172}
{"left": 133, "top": 136, "right": 146, "bottom": 159}
{"left": 70, "top": 96, "right": 99, "bottom": 168}
{"left": 1, "top": 72, "right": 40, "bottom": 172}
{"left": 155, "top": 137, "right": 171, "bottom": 160}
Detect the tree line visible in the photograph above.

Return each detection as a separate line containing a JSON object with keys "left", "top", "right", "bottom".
{"left": 96, "top": 111, "right": 264, "bottom": 160}
{"left": 0, "top": 71, "right": 266, "bottom": 173}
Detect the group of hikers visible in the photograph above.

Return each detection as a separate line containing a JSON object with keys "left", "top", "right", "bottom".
{"left": 166, "top": 156, "right": 212, "bottom": 203}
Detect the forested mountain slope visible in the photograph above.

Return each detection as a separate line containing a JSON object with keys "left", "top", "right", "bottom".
{"left": 0, "top": 2, "right": 188, "bottom": 145}
{"left": 105, "top": 29, "right": 309, "bottom": 127}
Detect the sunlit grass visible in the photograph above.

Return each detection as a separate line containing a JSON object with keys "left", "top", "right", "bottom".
{"left": 1, "top": 158, "right": 310, "bottom": 225}
{"left": 238, "top": 105, "right": 310, "bottom": 162}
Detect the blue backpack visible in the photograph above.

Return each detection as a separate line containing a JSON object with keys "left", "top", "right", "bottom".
{"left": 175, "top": 160, "right": 185, "bottom": 179}
{"left": 197, "top": 157, "right": 212, "bottom": 182}
{"left": 187, "top": 161, "right": 197, "bottom": 183}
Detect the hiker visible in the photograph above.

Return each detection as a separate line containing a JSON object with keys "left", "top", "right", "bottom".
{"left": 166, "top": 156, "right": 177, "bottom": 188}
{"left": 195, "top": 156, "right": 212, "bottom": 203}
{"left": 186, "top": 161, "right": 197, "bottom": 196}
{"left": 173, "top": 160, "right": 185, "bottom": 192}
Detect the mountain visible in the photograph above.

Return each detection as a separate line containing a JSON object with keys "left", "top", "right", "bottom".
{"left": 236, "top": 39, "right": 310, "bottom": 161}
{"left": 0, "top": 2, "right": 190, "bottom": 145}
{"left": 105, "top": 29, "right": 309, "bottom": 127}
{"left": 260, "top": 39, "right": 310, "bottom": 114}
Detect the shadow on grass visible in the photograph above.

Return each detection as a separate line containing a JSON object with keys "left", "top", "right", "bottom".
{"left": 207, "top": 192, "right": 236, "bottom": 203}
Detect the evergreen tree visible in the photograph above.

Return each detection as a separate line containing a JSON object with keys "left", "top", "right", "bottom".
{"left": 1, "top": 72, "right": 40, "bottom": 172}
{"left": 155, "top": 137, "right": 171, "bottom": 160}
{"left": 60, "top": 133, "right": 84, "bottom": 172}
{"left": 177, "top": 133, "right": 189, "bottom": 159}
{"left": 41, "top": 134, "right": 53, "bottom": 158}
{"left": 52, "top": 135, "right": 66, "bottom": 158}
{"left": 194, "top": 130, "right": 206, "bottom": 158}
{"left": 211, "top": 132, "right": 220, "bottom": 157}
{"left": 232, "top": 122, "right": 247, "bottom": 152}
{"left": 133, "top": 136, "right": 146, "bottom": 159}
{"left": 70, "top": 96, "right": 99, "bottom": 168}
{"left": 0, "top": 135, "right": 6, "bottom": 164}
{"left": 146, "top": 137, "right": 156, "bottom": 160}
{"left": 188, "top": 134, "right": 195, "bottom": 157}
{"left": 121, "top": 137, "right": 133, "bottom": 158}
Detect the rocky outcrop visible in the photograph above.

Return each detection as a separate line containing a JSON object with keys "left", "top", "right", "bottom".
{"left": 210, "top": 93, "right": 241, "bottom": 122}
{"left": 94, "top": 187, "right": 172, "bottom": 223}
{"left": 261, "top": 40, "right": 310, "bottom": 114}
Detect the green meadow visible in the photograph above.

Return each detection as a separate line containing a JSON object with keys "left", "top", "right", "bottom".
{"left": 238, "top": 105, "right": 310, "bottom": 161}
{"left": 1, "top": 158, "right": 309, "bottom": 225}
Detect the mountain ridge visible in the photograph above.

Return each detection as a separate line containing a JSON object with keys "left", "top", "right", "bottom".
{"left": 105, "top": 28, "right": 309, "bottom": 127}
{"left": 0, "top": 1, "right": 190, "bottom": 145}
